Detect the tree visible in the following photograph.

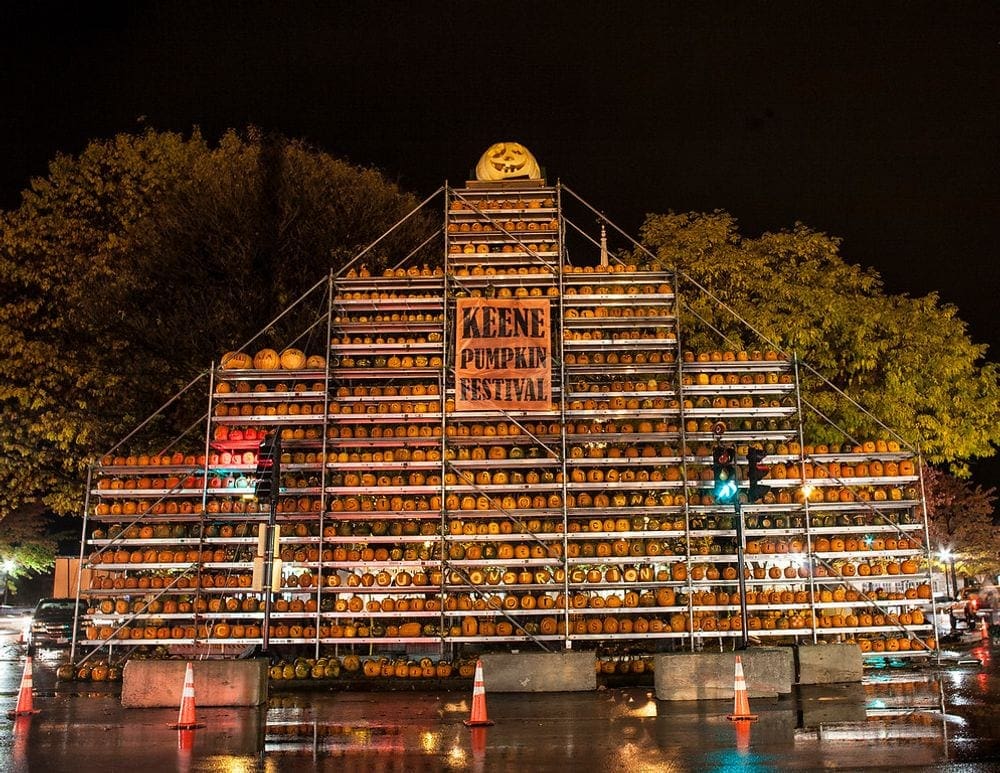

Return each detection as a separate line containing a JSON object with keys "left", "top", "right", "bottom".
{"left": 923, "top": 466, "right": 1000, "bottom": 581}
{"left": 0, "top": 128, "right": 433, "bottom": 523}
{"left": 0, "top": 503, "right": 65, "bottom": 589}
{"left": 638, "top": 211, "right": 1000, "bottom": 473}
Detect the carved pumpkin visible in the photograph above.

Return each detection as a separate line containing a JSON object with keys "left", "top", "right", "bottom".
{"left": 220, "top": 351, "right": 252, "bottom": 369}
{"left": 279, "top": 348, "right": 306, "bottom": 370}
{"left": 253, "top": 348, "right": 281, "bottom": 370}
{"left": 475, "top": 141, "right": 542, "bottom": 181}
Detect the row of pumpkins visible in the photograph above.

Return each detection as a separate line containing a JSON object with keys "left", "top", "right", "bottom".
{"left": 342, "top": 262, "right": 441, "bottom": 278}
{"left": 340, "top": 260, "right": 668, "bottom": 280}
{"left": 597, "top": 656, "right": 656, "bottom": 675}
{"left": 563, "top": 329, "right": 676, "bottom": 342}
{"left": 98, "top": 478, "right": 916, "bottom": 513}
{"left": 449, "top": 265, "right": 554, "bottom": 277}
{"left": 84, "top": 577, "right": 934, "bottom": 622}
{"left": 450, "top": 198, "right": 554, "bottom": 211}
{"left": 685, "top": 613, "right": 936, "bottom": 649}
{"left": 56, "top": 661, "right": 121, "bottom": 682}
{"left": 333, "top": 312, "right": 444, "bottom": 323}
{"left": 337, "top": 289, "right": 441, "bottom": 300}
{"left": 97, "top": 444, "right": 917, "bottom": 474}
{"left": 447, "top": 241, "right": 558, "bottom": 254}
{"left": 347, "top": 263, "right": 659, "bottom": 278}
{"left": 83, "top": 611, "right": 935, "bottom": 644}
{"left": 88, "top": 543, "right": 923, "bottom": 583}
{"left": 565, "top": 282, "right": 673, "bottom": 296}
{"left": 216, "top": 380, "right": 326, "bottom": 395}
{"left": 220, "top": 348, "right": 325, "bottom": 371}
{"left": 91, "top": 517, "right": 919, "bottom": 543}
{"left": 564, "top": 305, "right": 673, "bottom": 318}
{"left": 448, "top": 217, "right": 559, "bottom": 232}
{"left": 92, "top": 482, "right": 915, "bottom": 516}
{"left": 269, "top": 655, "right": 475, "bottom": 681}
{"left": 86, "top": 548, "right": 929, "bottom": 594}
{"left": 51, "top": 656, "right": 473, "bottom": 682}
{"left": 856, "top": 636, "right": 936, "bottom": 653}
{"left": 214, "top": 344, "right": 796, "bottom": 373}
{"left": 99, "top": 438, "right": 908, "bottom": 470}
{"left": 269, "top": 652, "right": 670, "bottom": 682}
{"left": 562, "top": 262, "right": 650, "bottom": 274}
{"left": 213, "top": 345, "right": 799, "bottom": 376}
{"left": 90, "top": 571, "right": 255, "bottom": 591}
{"left": 53, "top": 656, "right": 476, "bottom": 683}
{"left": 334, "top": 333, "right": 443, "bottom": 345}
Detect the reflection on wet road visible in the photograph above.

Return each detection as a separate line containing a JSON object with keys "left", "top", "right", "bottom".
{"left": 1, "top": 639, "right": 998, "bottom": 771}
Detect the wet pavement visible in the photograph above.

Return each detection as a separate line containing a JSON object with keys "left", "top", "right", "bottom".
{"left": 1, "top": 631, "right": 998, "bottom": 772}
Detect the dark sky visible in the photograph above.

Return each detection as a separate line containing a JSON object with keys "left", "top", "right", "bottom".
{"left": 2, "top": 1, "right": 999, "bottom": 474}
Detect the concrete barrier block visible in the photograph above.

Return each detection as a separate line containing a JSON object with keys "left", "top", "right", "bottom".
{"left": 121, "top": 659, "right": 269, "bottom": 707}
{"left": 479, "top": 652, "right": 596, "bottom": 692}
{"left": 654, "top": 647, "right": 793, "bottom": 701}
{"left": 796, "top": 643, "right": 863, "bottom": 684}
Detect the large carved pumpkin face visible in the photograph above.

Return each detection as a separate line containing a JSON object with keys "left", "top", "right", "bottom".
{"left": 475, "top": 142, "right": 541, "bottom": 181}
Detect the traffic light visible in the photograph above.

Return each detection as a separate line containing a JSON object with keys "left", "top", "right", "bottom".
{"left": 254, "top": 432, "right": 281, "bottom": 502}
{"left": 747, "top": 446, "right": 771, "bottom": 503}
{"left": 712, "top": 445, "right": 739, "bottom": 504}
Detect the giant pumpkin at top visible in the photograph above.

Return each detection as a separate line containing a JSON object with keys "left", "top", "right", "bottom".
{"left": 475, "top": 142, "right": 542, "bottom": 182}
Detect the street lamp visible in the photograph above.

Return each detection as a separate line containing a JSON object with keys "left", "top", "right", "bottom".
{"left": 1, "top": 558, "right": 15, "bottom": 607}
{"left": 940, "top": 547, "right": 958, "bottom": 599}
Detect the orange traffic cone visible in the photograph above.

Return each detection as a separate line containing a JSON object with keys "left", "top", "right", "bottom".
{"left": 981, "top": 619, "right": 990, "bottom": 643}
{"left": 463, "top": 659, "right": 494, "bottom": 727}
{"left": 7, "top": 656, "right": 40, "bottom": 717}
{"left": 170, "top": 663, "right": 205, "bottom": 729}
{"left": 726, "top": 655, "right": 758, "bottom": 722}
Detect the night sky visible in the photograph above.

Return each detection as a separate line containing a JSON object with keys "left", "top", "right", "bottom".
{"left": 2, "top": 2, "right": 999, "bottom": 476}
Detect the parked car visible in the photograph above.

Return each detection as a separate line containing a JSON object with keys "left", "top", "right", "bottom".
{"left": 26, "top": 597, "right": 81, "bottom": 655}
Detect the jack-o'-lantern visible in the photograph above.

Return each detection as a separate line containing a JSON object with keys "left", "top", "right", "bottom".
{"left": 253, "top": 348, "right": 280, "bottom": 370}
{"left": 475, "top": 142, "right": 542, "bottom": 181}
{"left": 220, "top": 351, "right": 252, "bottom": 369}
{"left": 279, "top": 348, "right": 306, "bottom": 370}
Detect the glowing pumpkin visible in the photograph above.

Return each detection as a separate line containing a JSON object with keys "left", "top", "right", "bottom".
{"left": 279, "top": 348, "right": 306, "bottom": 370}
{"left": 474, "top": 141, "right": 542, "bottom": 181}
{"left": 253, "top": 348, "right": 281, "bottom": 370}
{"left": 220, "top": 351, "right": 252, "bottom": 369}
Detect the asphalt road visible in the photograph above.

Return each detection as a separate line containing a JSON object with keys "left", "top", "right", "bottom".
{"left": 1, "top": 631, "right": 998, "bottom": 772}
